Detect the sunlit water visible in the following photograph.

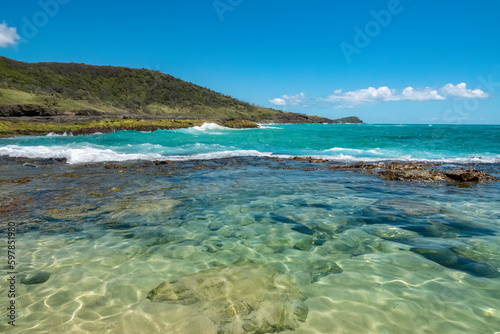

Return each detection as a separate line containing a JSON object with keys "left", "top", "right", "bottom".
{"left": 0, "top": 123, "right": 499, "bottom": 164}
{"left": 0, "top": 124, "right": 499, "bottom": 333}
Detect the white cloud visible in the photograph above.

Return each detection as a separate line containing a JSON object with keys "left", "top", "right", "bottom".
{"left": 323, "top": 86, "right": 445, "bottom": 105}
{"left": 324, "top": 86, "right": 398, "bottom": 104}
{"left": 321, "top": 83, "right": 487, "bottom": 108}
{"left": 271, "top": 83, "right": 489, "bottom": 109}
{"left": 0, "top": 22, "right": 20, "bottom": 48}
{"left": 269, "top": 98, "right": 286, "bottom": 106}
{"left": 269, "top": 92, "right": 306, "bottom": 106}
{"left": 440, "top": 83, "right": 488, "bottom": 98}
{"left": 401, "top": 87, "right": 445, "bottom": 101}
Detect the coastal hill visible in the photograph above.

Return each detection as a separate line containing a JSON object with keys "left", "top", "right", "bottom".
{"left": 0, "top": 57, "right": 361, "bottom": 124}
{"left": 0, "top": 57, "right": 361, "bottom": 136}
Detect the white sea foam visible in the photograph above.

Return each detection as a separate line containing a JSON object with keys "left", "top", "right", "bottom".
{"left": 168, "top": 150, "right": 272, "bottom": 161}
{"left": 305, "top": 154, "right": 500, "bottom": 164}
{"left": 324, "top": 147, "right": 387, "bottom": 156}
{"left": 46, "top": 132, "right": 74, "bottom": 137}
{"left": 0, "top": 145, "right": 273, "bottom": 164}
{"left": 194, "top": 123, "right": 227, "bottom": 131}
{"left": 0, "top": 144, "right": 498, "bottom": 165}
{"left": 187, "top": 123, "right": 229, "bottom": 133}
{"left": 0, "top": 145, "right": 164, "bottom": 164}
{"left": 258, "top": 124, "right": 283, "bottom": 129}
{"left": 173, "top": 123, "right": 231, "bottom": 135}
{"left": 179, "top": 122, "right": 263, "bottom": 134}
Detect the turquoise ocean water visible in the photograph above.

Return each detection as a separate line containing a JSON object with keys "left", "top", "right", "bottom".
{"left": 0, "top": 124, "right": 499, "bottom": 163}
{"left": 0, "top": 124, "right": 499, "bottom": 333}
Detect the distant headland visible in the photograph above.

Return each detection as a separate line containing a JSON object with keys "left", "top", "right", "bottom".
{"left": 0, "top": 57, "right": 362, "bottom": 136}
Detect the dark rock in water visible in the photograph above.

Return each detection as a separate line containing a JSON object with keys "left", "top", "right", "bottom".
{"left": 294, "top": 237, "right": 314, "bottom": 251}
{"left": 361, "top": 199, "right": 496, "bottom": 240}
{"left": 252, "top": 214, "right": 266, "bottom": 223}
{"left": 291, "top": 224, "right": 315, "bottom": 236}
{"left": 410, "top": 248, "right": 500, "bottom": 278}
{"left": 148, "top": 234, "right": 184, "bottom": 246}
{"left": 294, "top": 200, "right": 335, "bottom": 210}
{"left": 208, "top": 222, "right": 223, "bottom": 231}
{"left": 379, "top": 168, "right": 442, "bottom": 182}
{"left": 102, "top": 221, "right": 132, "bottom": 230}
{"left": 307, "top": 203, "right": 335, "bottom": 210}
{"left": 400, "top": 221, "right": 472, "bottom": 239}
{"left": 176, "top": 239, "right": 201, "bottom": 246}
{"left": 104, "top": 163, "right": 128, "bottom": 170}
{"left": 332, "top": 239, "right": 376, "bottom": 257}
{"left": 271, "top": 214, "right": 315, "bottom": 236}
{"left": 20, "top": 271, "right": 51, "bottom": 285}
{"left": 309, "top": 260, "right": 343, "bottom": 283}
{"left": 270, "top": 214, "right": 298, "bottom": 225}
{"left": 440, "top": 221, "right": 496, "bottom": 238}
{"left": 290, "top": 156, "right": 329, "bottom": 163}
{"left": 443, "top": 169, "right": 499, "bottom": 182}
{"left": 312, "top": 233, "right": 328, "bottom": 246}
{"left": 147, "top": 264, "right": 308, "bottom": 333}
{"left": 378, "top": 162, "right": 500, "bottom": 183}
{"left": 369, "top": 228, "right": 417, "bottom": 246}
{"left": 402, "top": 220, "right": 496, "bottom": 239}
{"left": 204, "top": 240, "right": 223, "bottom": 253}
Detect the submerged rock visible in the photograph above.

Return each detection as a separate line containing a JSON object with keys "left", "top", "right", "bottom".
{"left": 293, "top": 237, "right": 314, "bottom": 251}
{"left": 270, "top": 214, "right": 315, "bottom": 236}
{"left": 20, "top": 271, "right": 51, "bottom": 285}
{"left": 147, "top": 264, "right": 309, "bottom": 333}
{"left": 308, "top": 260, "right": 343, "bottom": 283}
{"left": 410, "top": 248, "right": 500, "bottom": 278}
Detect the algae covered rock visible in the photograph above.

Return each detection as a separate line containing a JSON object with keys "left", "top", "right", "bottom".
{"left": 19, "top": 271, "right": 51, "bottom": 285}
{"left": 147, "top": 264, "right": 309, "bottom": 333}
{"left": 222, "top": 120, "right": 259, "bottom": 129}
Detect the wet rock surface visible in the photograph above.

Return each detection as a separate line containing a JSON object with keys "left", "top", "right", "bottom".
{"left": 147, "top": 264, "right": 309, "bottom": 333}
{"left": 283, "top": 159, "right": 499, "bottom": 183}
{"left": 379, "top": 166, "right": 499, "bottom": 183}
{"left": 326, "top": 161, "right": 499, "bottom": 183}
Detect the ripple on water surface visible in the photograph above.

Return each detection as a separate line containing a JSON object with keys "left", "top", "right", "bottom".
{"left": 0, "top": 158, "right": 499, "bottom": 333}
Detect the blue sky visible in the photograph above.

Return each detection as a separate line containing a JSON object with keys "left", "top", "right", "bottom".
{"left": 1, "top": 0, "right": 499, "bottom": 124}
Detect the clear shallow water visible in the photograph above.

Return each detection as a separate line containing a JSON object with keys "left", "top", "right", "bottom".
{"left": 0, "top": 123, "right": 499, "bottom": 163}
{"left": 0, "top": 124, "right": 499, "bottom": 333}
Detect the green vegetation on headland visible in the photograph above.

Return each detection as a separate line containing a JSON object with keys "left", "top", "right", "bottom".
{"left": 0, "top": 119, "right": 263, "bottom": 137}
{"left": 0, "top": 56, "right": 362, "bottom": 136}
{"left": 0, "top": 119, "right": 207, "bottom": 137}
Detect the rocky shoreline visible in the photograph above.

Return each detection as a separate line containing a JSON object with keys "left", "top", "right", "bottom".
{"left": 2, "top": 155, "right": 498, "bottom": 185}
{"left": 0, "top": 104, "right": 262, "bottom": 137}
{"left": 287, "top": 158, "right": 500, "bottom": 183}
{"left": 0, "top": 104, "right": 362, "bottom": 137}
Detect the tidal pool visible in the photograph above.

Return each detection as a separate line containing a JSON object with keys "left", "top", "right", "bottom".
{"left": 1, "top": 157, "right": 499, "bottom": 333}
